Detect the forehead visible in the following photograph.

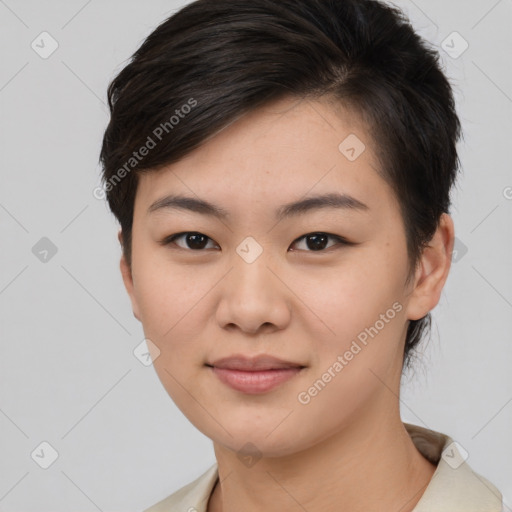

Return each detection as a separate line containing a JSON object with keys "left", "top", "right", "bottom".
{"left": 135, "top": 96, "right": 392, "bottom": 216}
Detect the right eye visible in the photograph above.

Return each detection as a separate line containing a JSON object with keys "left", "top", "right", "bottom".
{"left": 161, "top": 232, "right": 220, "bottom": 251}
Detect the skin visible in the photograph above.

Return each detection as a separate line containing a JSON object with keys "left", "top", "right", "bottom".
{"left": 119, "top": 96, "right": 454, "bottom": 511}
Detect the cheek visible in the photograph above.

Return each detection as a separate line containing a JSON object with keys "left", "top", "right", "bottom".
{"left": 297, "top": 251, "right": 408, "bottom": 354}
{"left": 132, "top": 247, "right": 211, "bottom": 339}
{"left": 134, "top": 264, "right": 211, "bottom": 415}
{"left": 292, "top": 279, "right": 407, "bottom": 441}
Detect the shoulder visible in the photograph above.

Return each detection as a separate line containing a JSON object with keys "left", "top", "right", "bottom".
{"left": 143, "top": 464, "right": 219, "bottom": 512}
{"left": 142, "top": 427, "right": 504, "bottom": 512}
{"left": 404, "top": 423, "right": 503, "bottom": 511}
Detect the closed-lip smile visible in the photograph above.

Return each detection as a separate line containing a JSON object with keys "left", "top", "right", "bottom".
{"left": 206, "top": 354, "right": 306, "bottom": 394}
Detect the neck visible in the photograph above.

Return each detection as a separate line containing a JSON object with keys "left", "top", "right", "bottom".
{"left": 208, "top": 400, "right": 436, "bottom": 512}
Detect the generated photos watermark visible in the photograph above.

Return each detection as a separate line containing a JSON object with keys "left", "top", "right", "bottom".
{"left": 93, "top": 98, "right": 198, "bottom": 200}
{"left": 297, "top": 301, "right": 403, "bottom": 405}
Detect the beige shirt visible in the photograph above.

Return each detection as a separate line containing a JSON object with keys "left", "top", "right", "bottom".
{"left": 144, "top": 423, "right": 503, "bottom": 512}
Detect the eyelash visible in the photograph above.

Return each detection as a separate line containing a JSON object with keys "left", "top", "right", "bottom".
{"left": 160, "top": 232, "right": 352, "bottom": 253}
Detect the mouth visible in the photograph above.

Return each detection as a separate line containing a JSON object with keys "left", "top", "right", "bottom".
{"left": 205, "top": 355, "right": 306, "bottom": 394}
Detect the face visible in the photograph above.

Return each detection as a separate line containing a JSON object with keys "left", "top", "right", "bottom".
{"left": 121, "top": 96, "right": 435, "bottom": 457}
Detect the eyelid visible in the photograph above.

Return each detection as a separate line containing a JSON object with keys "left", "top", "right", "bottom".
{"left": 160, "top": 232, "right": 220, "bottom": 250}
{"left": 161, "top": 231, "right": 352, "bottom": 252}
{"left": 290, "top": 233, "right": 350, "bottom": 252}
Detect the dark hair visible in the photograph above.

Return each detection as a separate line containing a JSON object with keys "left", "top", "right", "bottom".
{"left": 99, "top": 0, "right": 462, "bottom": 370}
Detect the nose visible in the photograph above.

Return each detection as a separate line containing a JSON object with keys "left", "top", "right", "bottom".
{"left": 215, "top": 250, "right": 292, "bottom": 335}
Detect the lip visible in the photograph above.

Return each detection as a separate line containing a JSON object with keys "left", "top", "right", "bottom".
{"left": 206, "top": 355, "right": 305, "bottom": 394}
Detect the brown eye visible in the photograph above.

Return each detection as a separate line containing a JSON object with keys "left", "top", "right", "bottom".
{"left": 290, "top": 233, "right": 347, "bottom": 252}
{"left": 163, "top": 232, "right": 219, "bottom": 250}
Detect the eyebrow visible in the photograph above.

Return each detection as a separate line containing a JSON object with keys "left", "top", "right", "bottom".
{"left": 147, "top": 192, "right": 369, "bottom": 221}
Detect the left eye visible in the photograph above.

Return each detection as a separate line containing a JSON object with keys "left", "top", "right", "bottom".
{"left": 161, "top": 232, "right": 348, "bottom": 252}
{"left": 290, "top": 233, "right": 347, "bottom": 252}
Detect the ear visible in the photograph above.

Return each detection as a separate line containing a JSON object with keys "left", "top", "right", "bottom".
{"left": 405, "top": 214, "right": 455, "bottom": 321}
{"left": 118, "top": 230, "right": 141, "bottom": 321}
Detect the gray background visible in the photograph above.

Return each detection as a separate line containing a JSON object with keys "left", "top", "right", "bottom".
{"left": 0, "top": 0, "right": 511, "bottom": 510}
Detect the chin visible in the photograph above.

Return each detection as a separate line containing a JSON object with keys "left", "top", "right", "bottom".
{"left": 217, "top": 434, "right": 302, "bottom": 459}
{"left": 205, "top": 417, "right": 319, "bottom": 459}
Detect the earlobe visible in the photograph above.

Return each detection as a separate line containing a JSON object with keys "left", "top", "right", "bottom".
{"left": 118, "top": 230, "right": 141, "bottom": 322}
{"left": 405, "top": 214, "right": 455, "bottom": 321}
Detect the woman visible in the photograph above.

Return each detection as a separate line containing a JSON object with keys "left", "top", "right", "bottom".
{"left": 99, "top": 0, "right": 504, "bottom": 510}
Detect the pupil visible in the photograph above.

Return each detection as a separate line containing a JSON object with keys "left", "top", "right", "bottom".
{"left": 188, "top": 233, "right": 208, "bottom": 249}
{"left": 307, "top": 234, "right": 327, "bottom": 251}
{"left": 184, "top": 233, "right": 329, "bottom": 251}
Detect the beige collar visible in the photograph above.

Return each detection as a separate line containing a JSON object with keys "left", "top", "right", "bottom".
{"left": 144, "top": 423, "right": 503, "bottom": 511}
